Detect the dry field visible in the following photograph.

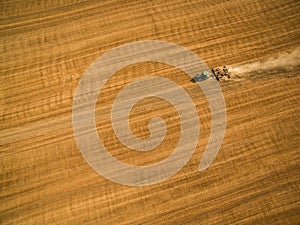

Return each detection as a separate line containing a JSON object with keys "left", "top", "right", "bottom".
{"left": 1, "top": 0, "right": 300, "bottom": 224}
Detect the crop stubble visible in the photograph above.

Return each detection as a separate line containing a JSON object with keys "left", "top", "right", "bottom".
{"left": 1, "top": 0, "right": 299, "bottom": 224}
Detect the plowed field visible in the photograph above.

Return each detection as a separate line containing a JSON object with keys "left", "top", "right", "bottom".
{"left": 1, "top": 0, "right": 299, "bottom": 224}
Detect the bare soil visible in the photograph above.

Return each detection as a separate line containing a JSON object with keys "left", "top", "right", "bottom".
{"left": 1, "top": 0, "right": 299, "bottom": 224}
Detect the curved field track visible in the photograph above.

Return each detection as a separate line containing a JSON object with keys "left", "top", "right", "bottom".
{"left": 1, "top": 0, "right": 300, "bottom": 224}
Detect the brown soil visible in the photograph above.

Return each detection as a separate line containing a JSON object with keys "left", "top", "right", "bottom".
{"left": 1, "top": 0, "right": 299, "bottom": 224}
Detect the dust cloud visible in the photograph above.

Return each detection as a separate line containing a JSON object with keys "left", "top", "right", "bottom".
{"left": 230, "top": 47, "right": 300, "bottom": 74}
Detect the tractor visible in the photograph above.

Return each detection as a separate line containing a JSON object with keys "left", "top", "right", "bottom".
{"left": 191, "top": 66, "right": 230, "bottom": 82}
{"left": 190, "top": 71, "right": 211, "bottom": 82}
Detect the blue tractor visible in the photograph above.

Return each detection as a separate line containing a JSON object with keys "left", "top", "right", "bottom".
{"left": 190, "top": 71, "right": 211, "bottom": 82}
{"left": 191, "top": 66, "right": 230, "bottom": 82}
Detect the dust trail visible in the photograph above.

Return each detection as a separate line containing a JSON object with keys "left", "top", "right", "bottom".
{"left": 230, "top": 47, "right": 300, "bottom": 74}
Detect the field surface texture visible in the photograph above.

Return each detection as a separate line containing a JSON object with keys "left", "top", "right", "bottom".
{"left": 1, "top": 0, "right": 300, "bottom": 224}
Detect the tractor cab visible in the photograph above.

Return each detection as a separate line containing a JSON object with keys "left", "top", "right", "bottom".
{"left": 191, "top": 71, "right": 211, "bottom": 83}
